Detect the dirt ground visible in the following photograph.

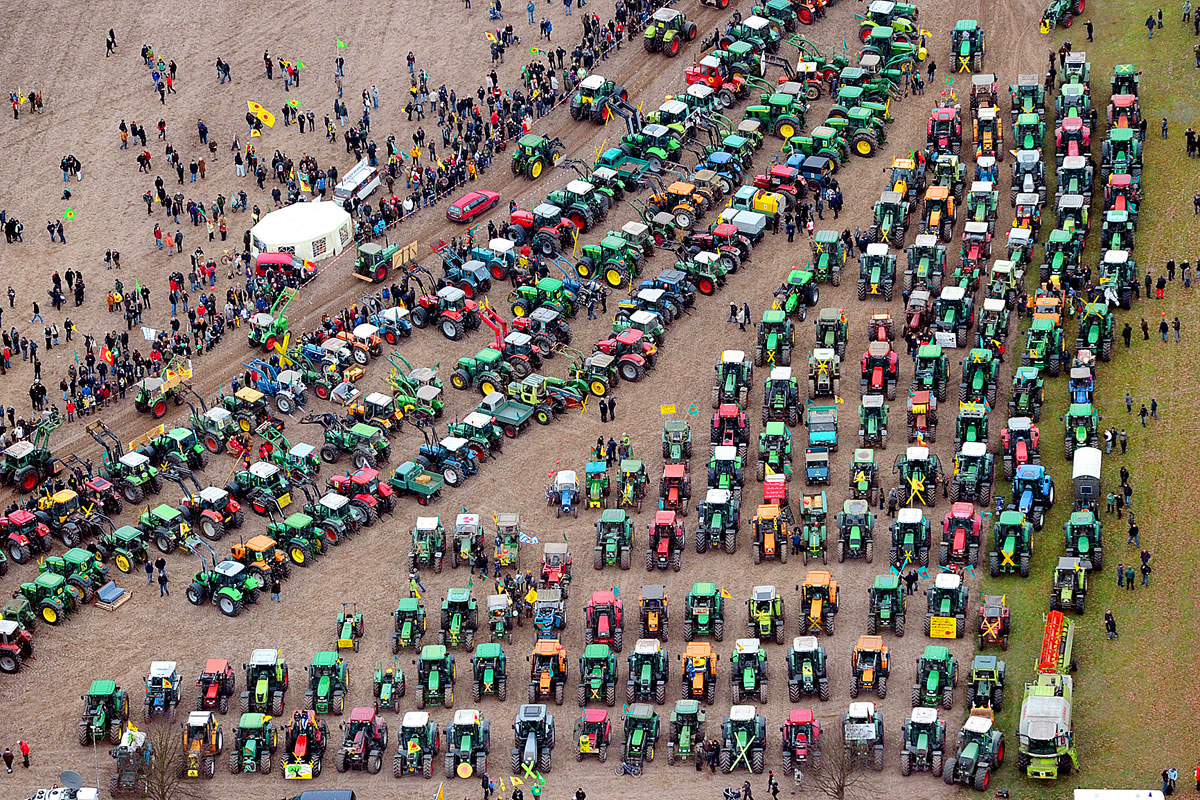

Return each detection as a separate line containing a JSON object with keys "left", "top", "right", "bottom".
{"left": 0, "top": 0, "right": 1046, "bottom": 796}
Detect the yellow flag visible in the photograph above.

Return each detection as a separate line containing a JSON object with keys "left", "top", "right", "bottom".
{"left": 525, "top": 588, "right": 538, "bottom": 605}
{"left": 720, "top": 588, "right": 731, "bottom": 599}
{"left": 248, "top": 100, "right": 276, "bottom": 128}
{"left": 485, "top": 31, "right": 498, "bottom": 42}
{"left": 251, "top": 129, "right": 262, "bottom": 138}
{"left": 435, "top": 781, "right": 445, "bottom": 800}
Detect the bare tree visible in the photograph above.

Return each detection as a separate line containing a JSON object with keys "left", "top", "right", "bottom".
{"left": 141, "top": 724, "right": 202, "bottom": 800}
{"left": 806, "top": 727, "right": 872, "bottom": 800}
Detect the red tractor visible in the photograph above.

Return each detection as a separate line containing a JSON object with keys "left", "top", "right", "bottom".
{"left": 584, "top": 589, "right": 625, "bottom": 652}
{"left": 1000, "top": 417, "right": 1040, "bottom": 480}
{"left": 1104, "top": 173, "right": 1140, "bottom": 214}
{"left": 906, "top": 391, "right": 938, "bottom": 442}
{"left": 905, "top": 291, "right": 934, "bottom": 340}
{"left": 780, "top": 708, "right": 822, "bottom": 774}
{"left": 926, "top": 105, "right": 963, "bottom": 157}
{"left": 195, "top": 659, "right": 237, "bottom": 714}
{"left": 504, "top": 202, "right": 578, "bottom": 256}
{"left": 327, "top": 468, "right": 396, "bottom": 523}
{"left": 753, "top": 164, "right": 807, "bottom": 205}
{"left": 860, "top": 341, "right": 899, "bottom": 401}
{"left": 646, "top": 509, "right": 684, "bottom": 572}
{"left": 939, "top": 502, "right": 981, "bottom": 568}
{"left": 867, "top": 310, "right": 894, "bottom": 342}
{"left": 594, "top": 329, "right": 657, "bottom": 383}
{"left": 684, "top": 54, "right": 748, "bottom": 108}
{"left": 710, "top": 404, "right": 750, "bottom": 456}
{"left": 540, "top": 543, "right": 573, "bottom": 598}
{"left": 2, "top": 509, "right": 53, "bottom": 564}
{"left": 658, "top": 464, "right": 692, "bottom": 516}
{"left": 0, "top": 618, "right": 34, "bottom": 674}
{"left": 683, "top": 222, "right": 753, "bottom": 267}
{"left": 411, "top": 285, "right": 481, "bottom": 341}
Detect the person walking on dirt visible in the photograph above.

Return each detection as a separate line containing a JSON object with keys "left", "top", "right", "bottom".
{"left": 3, "top": 748, "right": 13, "bottom": 773}
{"left": 270, "top": 572, "right": 282, "bottom": 602}
{"left": 145, "top": 557, "right": 154, "bottom": 585}
{"left": 158, "top": 570, "right": 169, "bottom": 597}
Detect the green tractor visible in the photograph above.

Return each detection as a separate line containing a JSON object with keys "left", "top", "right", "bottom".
{"left": 186, "top": 559, "right": 262, "bottom": 618}
{"left": 763, "top": 366, "right": 802, "bottom": 427}
{"left": 1062, "top": 403, "right": 1099, "bottom": 459}
{"left": 247, "top": 287, "right": 296, "bottom": 351}
{"left": 746, "top": 585, "right": 786, "bottom": 644}
{"left": 868, "top": 192, "right": 910, "bottom": 247}
{"left": 662, "top": 419, "right": 693, "bottom": 464}
{"left": 594, "top": 509, "right": 634, "bottom": 570}
{"left": 228, "top": 713, "right": 278, "bottom": 774}
{"left": 1050, "top": 556, "right": 1088, "bottom": 615}
{"left": 1009, "top": 366, "right": 1045, "bottom": 421}
{"left": 373, "top": 662, "right": 406, "bottom": 711}
{"left": 620, "top": 703, "right": 660, "bottom": 772}
{"left": 449, "top": 349, "right": 514, "bottom": 397}
{"left": 858, "top": 243, "right": 897, "bottom": 300}
{"left": 1063, "top": 509, "right": 1103, "bottom": 571}
{"left": 787, "top": 635, "right": 830, "bottom": 702}
{"left": 626, "top": 638, "right": 669, "bottom": 704}
{"left": 38, "top": 546, "right": 108, "bottom": 604}
{"left": 241, "top": 649, "right": 288, "bottom": 715}
{"left": 643, "top": 7, "right": 698, "bottom": 55}
{"left": 394, "top": 710, "right": 441, "bottom": 777}
{"left": 757, "top": 421, "right": 793, "bottom": 481}
{"left": 808, "top": 232, "right": 846, "bottom": 287}
{"left": 695, "top": 488, "right": 740, "bottom": 554}
{"left": 439, "top": 588, "right": 479, "bottom": 650}
{"left": 302, "top": 414, "right": 390, "bottom": 469}
{"left": 409, "top": 515, "right": 446, "bottom": 574}
{"left": 836, "top": 499, "right": 875, "bottom": 563}
{"left": 990, "top": 510, "right": 1033, "bottom": 577}
{"left": 905, "top": 236, "right": 946, "bottom": 295}
{"left": 511, "top": 134, "right": 564, "bottom": 180}
{"left": 719, "top": 704, "right": 767, "bottom": 773}
{"left": 729, "top": 638, "right": 768, "bottom": 703}
{"left": 754, "top": 309, "right": 794, "bottom": 367}
{"left": 858, "top": 396, "right": 888, "bottom": 449}
{"left": 444, "top": 709, "right": 490, "bottom": 779}
{"left": 890, "top": 507, "right": 930, "bottom": 568}
{"left": 774, "top": 266, "right": 821, "bottom": 319}
{"left": 900, "top": 706, "right": 945, "bottom": 776}
{"left": 912, "top": 645, "right": 957, "bottom": 709}
{"left": 945, "top": 715, "right": 1005, "bottom": 790}
{"left": 744, "top": 91, "right": 808, "bottom": 140}
{"left": 336, "top": 603, "right": 364, "bottom": 652}
{"left": 950, "top": 19, "right": 985, "bottom": 73}
{"left": 912, "top": 343, "right": 950, "bottom": 398}
{"left": 953, "top": 402, "right": 988, "bottom": 450}
{"left": 1076, "top": 302, "right": 1114, "bottom": 361}
{"left": 579, "top": 644, "right": 619, "bottom": 707}
{"left": 87, "top": 421, "right": 163, "bottom": 504}
{"left": 848, "top": 448, "right": 880, "bottom": 505}
{"left": 305, "top": 651, "right": 349, "bottom": 715}
{"left": 417, "top": 644, "right": 457, "bottom": 708}
{"left": 267, "top": 511, "right": 328, "bottom": 567}
{"left": 79, "top": 679, "right": 130, "bottom": 745}
{"left": 668, "top": 700, "right": 706, "bottom": 765}
{"left": 867, "top": 574, "right": 906, "bottom": 636}
{"left": 712, "top": 349, "right": 754, "bottom": 408}
{"left": 0, "top": 412, "right": 61, "bottom": 493}
{"left": 472, "top": 642, "right": 508, "bottom": 701}
{"left": 683, "top": 581, "right": 725, "bottom": 641}
{"left": 965, "top": 654, "right": 1006, "bottom": 715}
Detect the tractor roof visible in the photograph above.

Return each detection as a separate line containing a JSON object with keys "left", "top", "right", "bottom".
{"left": 554, "top": 470, "right": 577, "bottom": 488}
{"left": 519, "top": 703, "right": 548, "bottom": 721}
{"left": 791, "top": 635, "right": 819, "bottom": 654}
{"left": 517, "top": 133, "right": 545, "bottom": 148}
{"left": 533, "top": 638, "right": 564, "bottom": 656}
{"left": 312, "top": 650, "right": 339, "bottom": 667}
{"left": 969, "top": 180, "right": 994, "bottom": 194}
{"left": 961, "top": 440, "right": 987, "bottom": 458}
{"left": 867, "top": 340, "right": 890, "bottom": 358}
{"left": 654, "top": 509, "right": 677, "bottom": 525}
{"left": 865, "top": 242, "right": 889, "bottom": 257}
{"left": 152, "top": 503, "right": 181, "bottom": 520}
{"left": 476, "top": 641, "right": 503, "bottom": 659}
{"left": 214, "top": 561, "right": 245, "bottom": 578}
{"left": 446, "top": 587, "right": 471, "bottom": 603}
{"left": 119, "top": 451, "right": 150, "bottom": 468}
{"left": 0, "top": 619, "right": 17, "bottom": 637}
{"left": 319, "top": 492, "right": 349, "bottom": 511}
{"left": 415, "top": 516, "right": 441, "bottom": 531}
{"left": 598, "top": 508, "right": 626, "bottom": 524}
{"left": 896, "top": 507, "right": 924, "bottom": 525}
{"left": 591, "top": 589, "right": 617, "bottom": 606}
{"left": 202, "top": 658, "right": 230, "bottom": 675}
{"left": 712, "top": 446, "right": 737, "bottom": 462}
{"left": 249, "top": 461, "right": 279, "bottom": 479}
{"left": 403, "top": 711, "right": 431, "bottom": 728}
{"left": 964, "top": 715, "right": 993, "bottom": 734}
{"left": 150, "top": 660, "right": 179, "bottom": 678}
{"left": 345, "top": 706, "right": 376, "bottom": 724}
{"left": 544, "top": 542, "right": 569, "bottom": 555}
{"left": 580, "top": 74, "right": 607, "bottom": 90}
{"left": 421, "top": 644, "right": 448, "bottom": 660}
{"left": 630, "top": 310, "right": 659, "bottom": 326}
{"left": 187, "top": 710, "right": 213, "bottom": 727}
{"left": 691, "top": 581, "right": 718, "bottom": 595}
{"left": 803, "top": 570, "right": 833, "bottom": 587}
{"left": 734, "top": 638, "right": 760, "bottom": 655}
{"left": 239, "top": 712, "right": 269, "bottom": 729}
{"left": 620, "top": 458, "right": 644, "bottom": 473}
{"left": 954, "top": 18, "right": 978, "bottom": 29}
{"left": 89, "top": 679, "right": 117, "bottom": 695}
{"left": 284, "top": 512, "right": 314, "bottom": 529}
{"left": 729, "top": 704, "right": 757, "bottom": 722}
{"left": 934, "top": 572, "right": 962, "bottom": 591}
{"left": 198, "top": 486, "right": 229, "bottom": 504}
{"left": 910, "top": 706, "right": 939, "bottom": 724}
{"left": 566, "top": 179, "right": 596, "bottom": 195}
{"left": 583, "top": 708, "right": 609, "bottom": 724}
{"left": 751, "top": 585, "right": 777, "bottom": 602}
{"left": 582, "top": 643, "right": 612, "bottom": 661}
{"left": 872, "top": 574, "right": 899, "bottom": 590}
{"left": 453, "top": 709, "right": 481, "bottom": 727}
{"left": 250, "top": 648, "right": 280, "bottom": 666}
{"left": 627, "top": 703, "right": 655, "bottom": 720}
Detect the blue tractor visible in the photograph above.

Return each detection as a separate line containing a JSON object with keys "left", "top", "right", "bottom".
{"left": 546, "top": 470, "right": 581, "bottom": 518}
{"left": 243, "top": 359, "right": 310, "bottom": 414}
{"left": 1008, "top": 464, "right": 1054, "bottom": 531}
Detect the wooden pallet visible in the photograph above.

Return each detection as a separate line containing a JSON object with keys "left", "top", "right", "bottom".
{"left": 94, "top": 588, "right": 131, "bottom": 612}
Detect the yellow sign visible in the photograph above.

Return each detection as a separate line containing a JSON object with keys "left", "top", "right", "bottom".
{"left": 930, "top": 616, "right": 957, "bottom": 639}
{"left": 659, "top": 404, "right": 676, "bottom": 415}
{"left": 579, "top": 734, "right": 591, "bottom": 753}
{"left": 180, "top": 523, "right": 189, "bottom": 535}
{"left": 457, "top": 761, "right": 474, "bottom": 778}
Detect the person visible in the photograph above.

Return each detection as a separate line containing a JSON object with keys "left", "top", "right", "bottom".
{"left": 743, "top": 781, "right": 754, "bottom": 800}
{"left": 145, "top": 557, "right": 154, "bottom": 585}
{"left": 1128, "top": 519, "right": 1140, "bottom": 545}
{"left": 887, "top": 488, "right": 898, "bottom": 518}
{"left": 1126, "top": 390, "right": 1134, "bottom": 412}
{"left": 607, "top": 396, "right": 616, "bottom": 421}
{"left": 903, "top": 570, "right": 918, "bottom": 595}
{"left": 1117, "top": 562, "right": 1125, "bottom": 587}
{"left": 1105, "top": 610, "right": 1118, "bottom": 639}
{"left": 1148, "top": 13, "right": 1157, "bottom": 35}
{"left": 1152, "top": 398, "right": 1159, "bottom": 419}
{"left": 1173, "top": 316, "right": 1181, "bottom": 341}
{"left": 1140, "top": 403, "right": 1148, "bottom": 426}
{"left": 599, "top": 397, "right": 608, "bottom": 422}
{"left": 1125, "top": 564, "right": 1136, "bottom": 590}
{"left": 1142, "top": 560, "right": 1152, "bottom": 586}
{"left": 18, "top": 740, "right": 28, "bottom": 768}
{"left": 2, "top": 748, "right": 12, "bottom": 774}
{"left": 158, "top": 569, "right": 169, "bottom": 596}
{"left": 271, "top": 572, "right": 282, "bottom": 602}
{"left": 1085, "top": 18, "right": 1093, "bottom": 39}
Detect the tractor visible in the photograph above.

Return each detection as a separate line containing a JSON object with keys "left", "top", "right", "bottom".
{"left": 728, "top": 637, "right": 769, "bottom": 703}
{"left": 1062, "top": 402, "right": 1099, "bottom": 460}
{"left": 920, "top": 186, "right": 956, "bottom": 243}
{"left": 659, "top": 463, "right": 692, "bottom": 516}
{"left": 811, "top": 230, "right": 847, "bottom": 285}
{"left": 711, "top": 405, "right": 750, "bottom": 458}
{"left": 578, "top": 644, "right": 619, "bottom": 707}
{"left": 409, "top": 516, "right": 446, "bottom": 574}
{"left": 373, "top": 662, "right": 406, "bottom": 712}
{"left": 857, "top": 243, "right": 896, "bottom": 301}
{"left": 719, "top": 703, "right": 767, "bottom": 774}
{"left": 954, "top": 404, "right": 990, "bottom": 450}
{"left": 814, "top": 308, "right": 849, "bottom": 359}
{"left": 1064, "top": 508, "right": 1103, "bottom": 572}
{"left": 940, "top": 503, "right": 982, "bottom": 568}
{"left": 185, "top": 559, "right": 263, "bottom": 618}
{"left": 305, "top": 651, "right": 349, "bottom": 715}
{"left": 646, "top": 509, "right": 685, "bottom": 572}
{"left": 594, "top": 509, "right": 634, "bottom": 569}
{"left": 925, "top": 571, "right": 970, "bottom": 640}
{"left": 746, "top": 584, "right": 786, "bottom": 643}
{"left": 894, "top": 446, "right": 943, "bottom": 508}
{"left": 787, "top": 636, "right": 830, "bottom": 702}
{"left": 966, "top": 654, "right": 1006, "bottom": 714}
{"left": 868, "top": 191, "right": 910, "bottom": 247}
{"left": 529, "top": 638, "right": 568, "bottom": 705}
{"left": 512, "top": 704, "right": 556, "bottom": 774}
{"left": 950, "top": 19, "right": 985, "bottom": 72}
{"left": 890, "top": 506, "right": 931, "bottom": 569}
{"left": 797, "top": 491, "right": 828, "bottom": 563}
{"left": 695, "top": 488, "right": 740, "bottom": 554}
{"left": 901, "top": 706, "right": 945, "bottom": 776}
{"left": 1076, "top": 303, "right": 1114, "bottom": 361}
{"left": 443, "top": 709, "right": 489, "bottom": 779}
{"left": 438, "top": 587, "right": 479, "bottom": 650}
{"left": 756, "top": 422, "right": 793, "bottom": 483}
{"left": 619, "top": 703, "right": 660, "bottom": 772}
{"left": 393, "top": 710, "right": 440, "bottom": 778}
{"left": 906, "top": 237, "right": 946, "bottom": 297}
{"left": 228, "top": 712, "right": 278, "bottom": 774}
{"left": 683, "top": 581, "right": 725, "bottom": 641}
{"left": 194, "top": 659, "right": 237, "bottom": 715}
{"left": 806, "top": 348, "right": 840, "bottom": 400}
{"left": 504, "top": 203, "right": 576, "bottom": 257}
{"left": 799, "top": 569, "right": 838, "bottom": 635}
{"left": 1050, "top": 556, "right": 1088, "bottom": 615}
{"left": 1011, "top": 149, "right": 1048, "bottom": 206}
{"left": 950, "top": 441, "right": 995, "bottom": 505}
{"left": 990, "top": 509, "right": 1033, "bottom": 577}
{"left": 774, "top": 266, "right": 821, "bottom": 319}
{"left": 906, "top": 392, "right": 938, "bottom": 443}
{"left": 546, "top": 470, "right": 581, "bottom": 519}
{"left": 662, "top": 419, "right": 693, "bottom": 463}
{"left": 142, "top": 660, "right": 183, "bottom": 721}
{"left": 912, "top": 344, "right": 950, "bottom": 402}
{"left": 415, "top": 645, "right": 457, "bottom": 710}
{"left": 450, "top": 513, "right": 485, "bottom": 569}
{"left": 712, "top": 349, "right": 754, "bottom": 408}
{"left": 240, "top": 649, "right": 288, "bottom": 716}
{"left": 511, "top": 134, "right": 564, "bottom": 180}
{"left": 540, "top": 543, "right": 573, "bottom": 598}
{"left": 392, "top": 598, "right": 427, "bottom": 653}
{"left": 1010, "top": 464, "right": 1055, "bottom": 530}
{"left": 755, "top": 309, "right": 794, "bottom": 367}
{"left": 860, "top": 341, "right": 899, "bottom": 401}
{"left": 850, "top": 635, "right": 891, "bottom": 699}
{"left": 668, "top": 701, "right": 706, "bottom": 765}
{"left": 836, "top": 499, "right": 875, "bottom": 563}
{"left": 335, "top": 603, "right": 364, "bottom": 653}
{"left": 933, "top": 285, "right": 974, "bottom": 347}
{"left": 180, "top": 710, "right": 223, "bottom": 778}
{"left": 842, "top": 701, "right": 885, "bottom": 772}
{"left": 707, "top": 446, "right": 745, "bottom": 504}
{"left": 931, "top": 153, "right": 967, "bottom": 202}
{"left": 585, "top": 590, "right": 624, "bottom": 652}
{"left": 575, "top": 708, "right": 612, "bottom": 763}
{"left": 867, "top": 574, "right": 906, "bottom": 636}
{"left": 486, "top": 594, "right": 519, "bottom": 642}
{"left": 332, "top": 707, "right": 389, "bottom": 775}
{"left": 79, "top": 679, "right": 130, "bottom": 746}
{"left": 1009, "top": 367, "right": 1045, "bottom": 421}
{"left": 927, "top": 105, "right": 963, "bottom": 158}
{"left": 945, "top": 715, "right": 1005, "bottom": 790}
{"left": 570, "top": 74, "right": 628, "bottom": 123}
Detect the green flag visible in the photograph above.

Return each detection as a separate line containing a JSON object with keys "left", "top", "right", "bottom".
{"left": 336, "top": 38, "right": 346, "bottom": 48}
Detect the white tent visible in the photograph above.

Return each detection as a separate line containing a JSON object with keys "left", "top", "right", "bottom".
{"left": 250, "top": 201, "right": 353, "bottom": 262}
